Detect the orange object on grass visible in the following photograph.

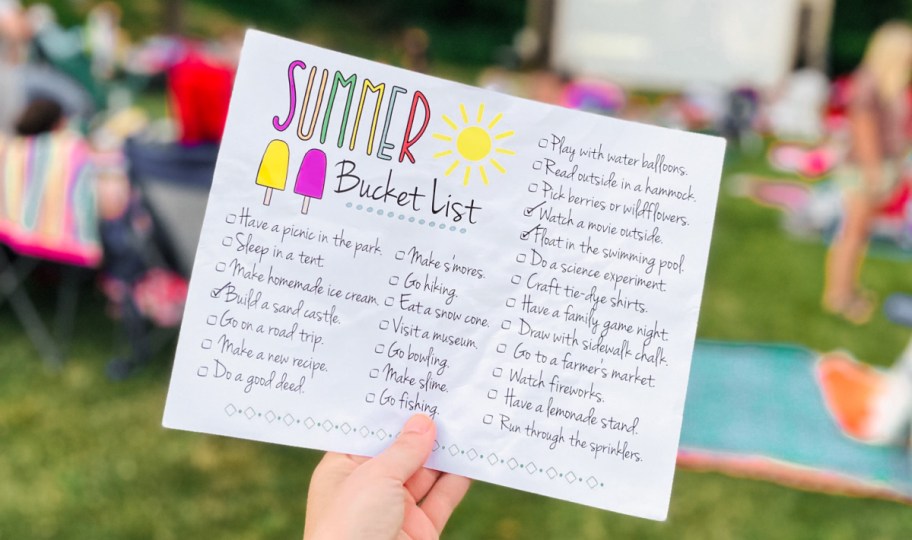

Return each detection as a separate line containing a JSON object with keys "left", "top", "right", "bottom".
{"left": 816, "top": 353, "right": 885, "bottom": 439}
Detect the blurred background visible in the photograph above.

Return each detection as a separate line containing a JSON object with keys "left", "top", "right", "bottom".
{"left": 3, "top": 0, "right": 912, "bottom": 538}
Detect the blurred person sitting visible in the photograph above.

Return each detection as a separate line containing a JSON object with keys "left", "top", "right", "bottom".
{"left": 25, "top": 3, "right": 104, "bottom": 121}
{"left": 14, "top": 94, "right": 62, "bottom": 134}
{"left": 823, "top": 21, "right": 912, "bottom": 324}
{"left": 0, "top": 96, "right": 100, "bottom": 264}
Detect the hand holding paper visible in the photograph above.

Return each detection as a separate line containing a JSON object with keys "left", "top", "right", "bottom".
{"left": 163, "top": 30, "right": 724, "bottom": 521}
{"left": 304, "top": 414, "right": 470, "bottom": 540}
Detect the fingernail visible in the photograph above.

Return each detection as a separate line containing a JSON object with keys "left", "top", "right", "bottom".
{"left": 402, "top": 414, "right": 432, "bottom": 434}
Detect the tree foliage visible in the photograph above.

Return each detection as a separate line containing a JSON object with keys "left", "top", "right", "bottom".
{"left": 830, "top": 0, "right": 912, "bottom": 74}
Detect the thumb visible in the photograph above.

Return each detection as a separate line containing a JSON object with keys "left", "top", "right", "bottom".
{"left": 367, "top": 414, "right": 436, "bottom": 482}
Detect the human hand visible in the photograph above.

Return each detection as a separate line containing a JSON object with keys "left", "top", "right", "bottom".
{"left": 303, "top": 414, "right": 471, "bottom": 540}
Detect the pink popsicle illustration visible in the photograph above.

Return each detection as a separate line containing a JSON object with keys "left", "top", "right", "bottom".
{"left": 294, "top": 148, "right": 327, "bottom": 214}
{"left": 256, "top": 139, "right": 290, "bottom": 205}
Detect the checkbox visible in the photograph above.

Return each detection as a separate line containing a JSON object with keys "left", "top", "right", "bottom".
{"left": 365, "top": 393, "right": 376, "bottom": 403}
{"left": 538, "top": 138, "right": 548, "bottom": 149}
{"left": 511, "top": 275, "right": 521, "bottom": 285}
{"left": 222, "top": 236, "right": 233, "bottom": 247}
{"left": 496, "top": 343, "right": 507, "bottom": 353}
{"left": 374, "top": 344, "right": 385, "bottom": 354}
{"left": 206, "top": 315, "right": 217, "bottom": 325}
{"left": 492, "top": 367, "right": 503, "bottom": 377}
{"left": 215, "top": 262, "right": 227, "bottom": 272}
{"left": 197, "top": 366, "right": 208, "bottom": 377}
{"left": 389, "top": 276, "right": 399, "bottom": 285}
{"left": 384, "top": 297, "right": 395, "bottom": 307}
{"left": 225, "top": 213, "right": 237, "bottom": 224}
{"left": 379, "top": 320, "right": 389, "bottom": 330}
{"left": 528, "top": 183, "right": 538, "bottom": 193}
{"left": 501, "top": 320, "right": 511, "bottom": 330}
{"left": 516, "top": 253, "right": 527, "bottom": 263}
{"left": 532, "top": 161, "right": 542, "bottom": 170}
{"left": 506, "top": 298, "right": 516, "bottom": 307}
{"left": 487, "top": 389, "right": 498, "bottom": 399}
{"left": 369, "top": 369, "right": 380, "bottom": 378}
{"left": 395, "top": 250, "right": 405, "bottom": 260}
{"left": 482, "top": 414, "right": 494, "bottom": 424}
{"left": 201, "top": 339, "right": 212, "bottom": 349}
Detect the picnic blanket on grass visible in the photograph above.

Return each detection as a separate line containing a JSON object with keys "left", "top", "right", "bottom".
{"left": 680, "top": 341, "right": 912, "bottom": 502}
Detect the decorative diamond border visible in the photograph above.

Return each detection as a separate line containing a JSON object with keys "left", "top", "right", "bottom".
{"left": 224, "top": 403, "right": 395, "bottom": 440}
{"left": 224, "top": 404, "right": 605, "bottom": 489}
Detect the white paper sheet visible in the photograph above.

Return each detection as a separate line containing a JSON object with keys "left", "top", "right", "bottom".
{"left": 163, "top": 30, "right": 725, "bottom": 521}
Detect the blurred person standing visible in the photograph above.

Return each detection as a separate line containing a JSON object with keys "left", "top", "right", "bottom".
{"left": 85, "top": 2, "right": 122, "bottom": 81}
{"left": 0, "top": 0, "right": 29, "bottom": 133}
{"left": 823, "top": 21, "right": 912, "bottom": 324}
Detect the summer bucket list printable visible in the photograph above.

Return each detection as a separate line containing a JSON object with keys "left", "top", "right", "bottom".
{"left": 163, "top": 29, "right": 725, "bottom": 521}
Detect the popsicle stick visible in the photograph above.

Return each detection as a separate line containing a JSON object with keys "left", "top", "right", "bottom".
{"left": 264, "top": 187, "right": 273, "bottom": 206}
{"left": 302, "top": 197, "right": 311, "bottom": 215}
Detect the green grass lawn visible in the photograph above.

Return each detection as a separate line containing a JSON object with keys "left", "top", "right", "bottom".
{"left": 3, "top": 143, "right": 912, "bottom": 539}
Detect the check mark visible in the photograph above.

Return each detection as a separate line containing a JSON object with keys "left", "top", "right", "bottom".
{"left": 211, "top": 282, "right": 230, "bottom": 299}
{"left": 520, "top": 225, "right": 542, "bottom": 241}
{"left": 523, "top": 200, "right": 546, "bottom": 217}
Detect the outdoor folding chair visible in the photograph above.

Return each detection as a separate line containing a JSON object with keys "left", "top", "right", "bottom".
{"left": 124, "top": 137, "right": 217, "bottom": 275}
{"left": 0, "top": 131, "right": 101, "bottom": 368}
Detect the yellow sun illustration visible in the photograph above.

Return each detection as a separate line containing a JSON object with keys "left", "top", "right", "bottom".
{"left": 432, "top": 103, "right": 515, "bottom": 186}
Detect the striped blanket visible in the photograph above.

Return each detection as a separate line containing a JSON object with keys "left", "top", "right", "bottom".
{"left": 0, "top": 131, "right": 100, "bottom": 267}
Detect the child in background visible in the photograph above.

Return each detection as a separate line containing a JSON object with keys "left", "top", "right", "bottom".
{"left": 823, "top": 22, "right": 912, "bottom": 323}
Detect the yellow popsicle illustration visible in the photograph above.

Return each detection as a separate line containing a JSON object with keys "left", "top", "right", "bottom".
{"left": 256, "top": 139, "right": 290, "bottom": 205}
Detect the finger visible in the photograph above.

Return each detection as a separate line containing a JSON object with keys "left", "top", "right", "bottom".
{"left": 405, "top": 467, "right": 443, "bottom": 502}
{"left": 307, "top": 452, "right": 366, "bottom": 501}
{"left": 366, "top": 414, "right": 436, "bottom": 483}
{"left": 304, "top": 453, "right": 356, "bottom": 538}
{"left": 419, "top": 473, "right": 471, "bottom": 533}
{"left": 310, "top": 452, "right": 355, "bottom": 485}
{"left": 401, "top": 502, "right": 443, "bottom": 540}
{"left": 345, "top": 453, "right": 370, "bottom": 466}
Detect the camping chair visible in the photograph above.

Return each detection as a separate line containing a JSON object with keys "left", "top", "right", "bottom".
{"left": 0, "top": 131, "right": 101, "bottom": 368}
{"left": 124, "top": 137, "right": 216, "bottom": 275}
